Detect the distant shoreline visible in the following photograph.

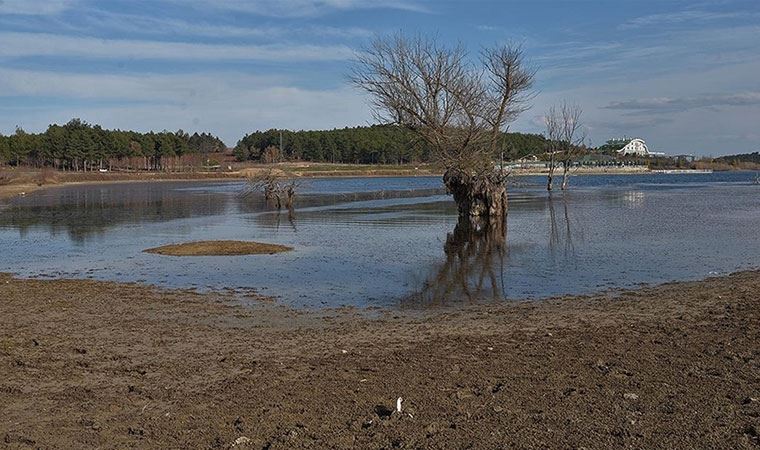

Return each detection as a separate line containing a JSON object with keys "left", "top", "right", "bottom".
{"left": 0, "top": 164, "right": 740, "bottom": 201}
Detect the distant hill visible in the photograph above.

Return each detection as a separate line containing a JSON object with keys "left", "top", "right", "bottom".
{"left": 715, "top": 152, "right": 760, "bottom": 164}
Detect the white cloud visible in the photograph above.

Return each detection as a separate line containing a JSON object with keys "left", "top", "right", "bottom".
{"left": 0, "top": 68, "right": 371, "bottom": 143}
{"left": 510, "top": 50, "right": 760, "bottom": 155}
{"left": 0, "top": 32, "right": 355, "bottom": 61}
{"left": 620, "top": 10, "right": 756, "bottom": 29}
{"left": 0, "top": 68, "right": 282, "bottom": 101}
{"left": 169, "top": 0, "right": 430, "bottom": 17}
{"left": 76, "top": 9, "right": 375, "bottom": 39}
{"left": 0, "top": 0, "right": 77, "bottom": 15}
{"left": 605, "top": 92, "right": 760, "bottom": 114}
{"left": 533, "top": 24, "right": 760, "bottom": 88}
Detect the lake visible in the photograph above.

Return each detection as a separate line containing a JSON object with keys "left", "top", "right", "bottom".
{"left": 1, "top": 172, "right": 759, "bottom": 308}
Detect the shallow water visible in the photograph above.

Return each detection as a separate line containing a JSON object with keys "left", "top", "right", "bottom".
{"left": 1, "top": 172, "right": 759, "bottom": 308}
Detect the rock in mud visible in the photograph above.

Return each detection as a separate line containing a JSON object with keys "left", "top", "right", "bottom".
{"left": 374, "top": 404, "right": 394, "bottom": 419}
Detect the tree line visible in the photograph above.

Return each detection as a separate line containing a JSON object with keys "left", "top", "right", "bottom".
{"left": 0, "top": 119, "right": 553, "bottom": 170}
{"left": 0, "top": 119, "right": 226, "bottom": 171}
{"left": 716, "top": 152, "right": 760, "bottom": 165}
{"left": 234, "top": 125, "right": 548, "bottom": 165}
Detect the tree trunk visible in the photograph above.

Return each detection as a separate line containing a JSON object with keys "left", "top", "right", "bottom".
{"left": 561, "top": 161, "right": 570, "bottom": 190}
{"left": 547, "top": 153, "right": 556, "bottom": 191}
{"left": 443, "top": 168, "right": 507, "bottom": 224}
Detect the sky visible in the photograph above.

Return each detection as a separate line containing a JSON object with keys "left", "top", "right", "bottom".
{"left": 0, "top": 0, "right": 758, "bottom": 156}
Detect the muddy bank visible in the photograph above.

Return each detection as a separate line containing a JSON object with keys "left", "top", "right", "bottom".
{"left": 144, "top": 240, "right": 293, "bottom": 256}
{"left": 1, "top": 272, "right": 758, "bottom": 449}
{"left": 0, "top": 172, "right": 244, "bottom": 201}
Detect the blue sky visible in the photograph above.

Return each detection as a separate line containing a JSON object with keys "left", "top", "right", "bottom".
{"left": 0, "top": 0, "right": 758, "bottom": 155}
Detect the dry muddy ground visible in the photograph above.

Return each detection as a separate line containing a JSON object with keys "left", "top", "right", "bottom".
{"left": 1, "top": 271, "right": 759, "bottom": 449}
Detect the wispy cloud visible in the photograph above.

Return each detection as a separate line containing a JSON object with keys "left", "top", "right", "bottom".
{"left": 620, "top": 9, "right": 755, "bottom": 29}
{"left": 0, "top": 32, "right": 355, "bottom": 61}
{"left": 0, "top": 68, "right": 370, "bottom": 142}
{"left": 0, "top": 68, "right": 281, "bottom": 102}
{"left": 476, "top": 24, "right": 501, "bottom": 32}
{"left": 604, "top": 92, "right": 760, "bottom": 114}
{"left": 592, "top": 116, "right": 676, "bottom": 132}
{"left": 172, "top": 0, "right": 431, "bottom": 18}
{"left": 0, "top": 0, "right": 78, "bottom": 15}
{"left": 533, "top": 24, "right": 760, "bottom": 87}
{"left": 74, "top": 9, "right": 375, "bottom": 39}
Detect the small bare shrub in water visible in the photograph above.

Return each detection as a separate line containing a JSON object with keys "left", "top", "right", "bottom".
{"left": 242, "top": 168, "right": 299, "bottom": 210}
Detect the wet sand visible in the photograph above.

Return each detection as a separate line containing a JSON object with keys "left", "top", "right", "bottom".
{"left": 144, "top": 241, "right": 293, "bottom": 256}
{"left": 1, "top": 271, "right": 758, "bottom": 449}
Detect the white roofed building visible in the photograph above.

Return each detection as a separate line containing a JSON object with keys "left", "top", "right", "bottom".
{"left": 618, "top": 138, "right": 649, "bottom": 156}
{"left": 614, "top": 138, "right": 666, "bottom": 157}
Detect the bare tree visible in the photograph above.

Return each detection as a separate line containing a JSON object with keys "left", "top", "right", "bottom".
{"left": 544, "top": 102, "right": 585, "bottom": 191}
{"left": 242, "top": 168, "right": 300, "bottom": 211}
{"left": 351, "top": 33, "right": 534, "bottom": 223}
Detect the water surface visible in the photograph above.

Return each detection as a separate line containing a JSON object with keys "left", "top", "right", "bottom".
{"left": 1, "top": 172, "right": 758, "bottom": 308}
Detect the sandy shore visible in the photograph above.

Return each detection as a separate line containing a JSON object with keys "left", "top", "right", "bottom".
{"left": 1, "top": 271, "right": 758, "bottom": 449}
{"left": 0, "top": 173, "right": 246, "bottom": 201}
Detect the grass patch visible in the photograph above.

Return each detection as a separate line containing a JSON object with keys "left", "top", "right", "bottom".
{"left": 144, "top": 240, "right": 292, "bottom": 256}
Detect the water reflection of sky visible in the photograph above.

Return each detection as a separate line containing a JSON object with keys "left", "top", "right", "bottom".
{"left": 1, "top": 172, "right": 759, "bottom": 309}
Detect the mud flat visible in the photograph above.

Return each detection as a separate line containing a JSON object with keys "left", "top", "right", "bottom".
{"left": 1, "top": 271, "right": 758, "bottom": 449}
{"left": 144, "top": 240, "right": 293, "bottom": 256}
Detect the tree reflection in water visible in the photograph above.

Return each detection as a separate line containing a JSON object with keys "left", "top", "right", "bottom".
{"left": 404, "top": 193, "right": 582, "bottom": 307}
{"left": 402, "top": 217, "right": 507, "bottom": 307}
{"left": 548, "top": 193, "right": 581, "bottom": 264}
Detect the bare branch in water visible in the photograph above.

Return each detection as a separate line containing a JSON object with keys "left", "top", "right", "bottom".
{"left": 241, "top": 168, "right": 302, "bottom": 211}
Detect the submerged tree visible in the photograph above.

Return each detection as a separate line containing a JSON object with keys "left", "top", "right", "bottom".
{"left": 544, "top": 102, "right": 585, "bottom": 191}
{"left": 242, "top": 168, "right": 299, "bottom": 211}
{"left": 351, "top": 33, "right": 535, "bottom": 222}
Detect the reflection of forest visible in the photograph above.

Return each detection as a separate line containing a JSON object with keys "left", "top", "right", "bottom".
{"left": 2, "top": 184, "right": 450, "bottom": 242}
{"left": 239, "top": 187, "right": 447, "bottom": 214}
{"left": 0, "top": 184, "right": 230, "bottom": 242}
{"left": 248, "top": 188, "right": 451, "bottom": 228}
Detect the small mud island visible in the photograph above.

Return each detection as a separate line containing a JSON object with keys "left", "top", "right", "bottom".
{"left": 1, "top": 271, "right": 758, "bottom": 448}
{"left": 144, "top": 240, "right": 292, "bottom": 256}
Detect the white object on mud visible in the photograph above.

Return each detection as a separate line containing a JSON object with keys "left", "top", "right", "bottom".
{"left": 232, "top": 436, "right": 251, "bottom": 447}
{"left": 396, "top": 397, "right": 403, "bottom": 413}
